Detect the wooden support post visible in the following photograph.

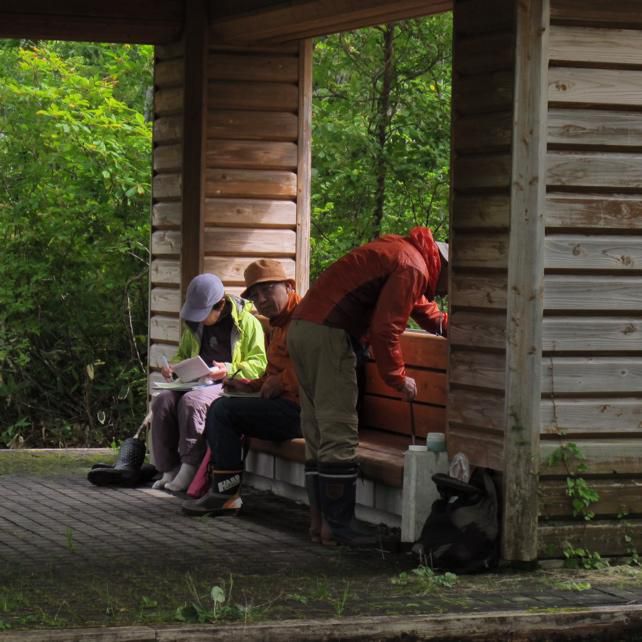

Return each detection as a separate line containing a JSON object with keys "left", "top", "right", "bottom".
{"left": 181, "top": 0, "right": 208, "bottom": 297}
{"left": 295, "top": 39, "right": 313, "bottom": 295}
{"left": 502, "top": 0, "right": 549, "bottom": 561}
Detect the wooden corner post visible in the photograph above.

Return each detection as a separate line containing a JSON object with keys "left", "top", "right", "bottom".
{"left": 181, "top": 0, "right": 208, "bottom": 297}
{"left": 502, "top": 0, "right": 550, "bottom": 561}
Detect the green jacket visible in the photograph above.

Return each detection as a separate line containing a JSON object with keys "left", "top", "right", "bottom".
{"left": 172, "top": 294, "right": 267, "bottom": 379}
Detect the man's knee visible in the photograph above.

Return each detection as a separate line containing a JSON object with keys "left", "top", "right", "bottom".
{"left": 151, "top": 391, "right": 175, "bottom": 415}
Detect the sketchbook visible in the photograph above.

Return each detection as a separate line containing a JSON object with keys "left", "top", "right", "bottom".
{"left": 171, "top": 356, "right": 215, "bottom": 382}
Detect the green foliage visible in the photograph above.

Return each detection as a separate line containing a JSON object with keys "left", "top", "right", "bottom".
{"left": 562, "top": 542, "right": 608, "bottom": 570}
{"left": 392, "top": 565, "right": 457, "bottom": 592}
{"left": 0, "top": 41, "right": 152, "bottom": 446}
{"left": 311, "top": 15, "right": 452, "bottom": 277}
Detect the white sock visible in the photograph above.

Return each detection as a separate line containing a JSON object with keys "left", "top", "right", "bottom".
{"left": 165, "top": 463, "right": 197, "bottom": 492}
{"left": 152, "top": 468, "right": 179, "bottom": 490}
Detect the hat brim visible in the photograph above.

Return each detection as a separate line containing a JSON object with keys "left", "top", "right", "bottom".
{"left": 180, "top": 302, "right": 214, "bottom": 323}
{"left": 241, "top": 278, "right": 295, "bottom": 300}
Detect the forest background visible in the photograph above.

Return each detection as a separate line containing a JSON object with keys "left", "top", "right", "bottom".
{"left": 0, "top": 14, "right": 452, "bottom": 448}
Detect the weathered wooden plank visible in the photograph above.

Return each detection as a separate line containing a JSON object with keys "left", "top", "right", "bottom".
{"left": 204, "top": 198, "right": 296, "bottom": 227}
{"left": 541, "top": 438, "right": 642, "bottom": 475}
{"left": 206, "top": 140, "right": 298, "bottom": 170}
{"left": 545, "top": 194, "right": 642, "bottom": 230}
{"left": 449, "top": 310, "right": 507, "bottom": 350}
{"left": 454, "top": 111, "right": 512, "bottom": 152}
{"left": 539, "top": 519, "right": 642, "bottom": 558}
{"left": 150, "top": 315, "right": 181, "bottom": 343}
{"left": 454, "top": 31, "right": 515, "bottom": 76}
{"left": 547, "top": 152, "right": 642, "bottom": 190}
{"left": 453, "top": 232, "right": 509, "bottom": 269}
{"left": 540, "top": 478, "right": 642, "bottom": 520}
{"left": 453, "top": 71, "right": 514, "bottom": 115}
{"left": 545, "top": 234, "right": 642, "bottom": 271}
{"left": 448, "top": 387, "right": 506, "bottom": 432}
{"left": 449, "top": 349, "right": 506, "bottom": 391}
{"left": 447, "top": 424, "right": 504, "bottom": 471}
{"left": 549, "top": 67, "right": 642, "bottom": 107}
{"left": 203, "top": 256, "right": 296, "bottom": 285}
{"left": 153, "top": 173, "right": 181, "bottom": 199}
{"left": 150, "top": 287, "right": 180, "bottom": 314}
{"left": 544, "top": 275, "right": 642, "bottom": 311}
{"left": 542, "top": 357, "right": 642, "bottom": 395}
{"left": 361, "top": 395, "right": 447, "bottom": 438}
{"left": 206, "top": 168, "right": 297, "bottom": 199}
{"left": 154, "top": 116, "right": 183, "bottom": 144}
{"left": 207, "top": 110, "right": 298, "bottom": 142}
{"left": 154, "top": 87, "right": 183, "bottom": 116}
{"left": 208, "top": 81, "right": 298, "bottom": 112}
{"left": 152, "top": 201, "right": 181, "bottom": 228}
{"left": 550, "top": 25, "right": 642, "bottom": 67}
{"left": 541, "top": 398, "right": 642, "bottom": 435}
{"left": 543, "top": 317, "right": 642, "bottom": 352}
{"left": 151, "top": 230, "right": 181, "bottom": 256}
{"left": 207, "top": 53, "right": 298, "bottom": 83}
{"left": 150, "top": 258, "right": 180, "bottom": 285}
{"left": 551, "top": 0, "right": 642, "bottom": 29}
{"left": 450, "top": 273, "right": 508, "bottom": 310}
{"left": 401, "top": 332, "right": 449, "bottom": 371}
{"left": 156, "top": 40, "right": 184, "bottom": 61}
{"left": 455, "top": 154, "right": 512, "bottom": 191}
{"left": 296, "top": 39, "right": 313, "bottom": 297}
{"left": 149, "top": 343, "right": 179, "bottom": 369}
{"left": 153, "top": 144, "right": 182, "bottom": 172}
{"left": 452, "top": 194, "right": 510, "bottom": 230}
{"left": 203, "top": 227, "right": 297, "bottom": 257}
{"left": 365, "top": 362, "right": 447, "bottom": 407}
{"left": 454, "top": 0, "right": 514, "bottom": 36}
{"left": 209, "top": 41, "right": 300, "bottom": 55}
{"left": 548, "top": 108, "right": 642, "bottom": 149}
{"left": 155, "top": 59, "right": 183, "bottom": 87}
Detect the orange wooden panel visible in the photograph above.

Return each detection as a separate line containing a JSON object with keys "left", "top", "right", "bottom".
{"left": 208, "top": 110, "right": 298, "bottom": 142}
{"left": 204, "top": 198, "right": 296, "bottom": 228}
{"left": 365, "top": 362, "right": 447, "bottom": 407}
{"left": 205, "top": 168, "right": 297, "bottom": 199}
{"left": 208, "top": 81, "right": 298, "bottom": 112}
{"left": 361, "top": 395, "right": 447, "bottom": 438}
{"left": 399, "top": 332, "right": 448, "bottom": 370}
{"left": 207, "top": 140, "right": 297, "bottom": 170}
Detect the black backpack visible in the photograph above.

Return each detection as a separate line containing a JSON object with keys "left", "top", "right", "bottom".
{"left": 413, "top": 468, "right": 499, "bottom": 573}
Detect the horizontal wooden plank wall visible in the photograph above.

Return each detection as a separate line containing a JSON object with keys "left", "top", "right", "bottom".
{"left": 538, "top": 0, "right": 642, "bottom": 558}
{"left": 448, "top": 0, "right": 516, "bottom": 472}
{"left": 149, "top": 40, "right": 185, "bottom": 392}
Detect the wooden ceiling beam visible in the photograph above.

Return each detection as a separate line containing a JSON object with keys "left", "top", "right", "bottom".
{"left": 209, "top": 0, "right": 453, "bottom": 44}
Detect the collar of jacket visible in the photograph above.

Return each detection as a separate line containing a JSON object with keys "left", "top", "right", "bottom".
{"left": 269, "top": 290, "right": 301, "bottom": 328}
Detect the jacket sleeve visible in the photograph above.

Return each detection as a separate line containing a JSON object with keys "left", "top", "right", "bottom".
{"left": 411, "top": 296, "right": 448, "bottom": 336}
{"left": 235, "top": 312, "right": 268, "bottom": 379}
{"left": 172, "top": 325, "right": 199, "bottom": 363}
{"left": 369, "top": 266, "right": 428, "bottom": 390}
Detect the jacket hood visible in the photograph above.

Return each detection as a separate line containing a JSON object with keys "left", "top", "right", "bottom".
{"left": 405, "top": 227, "right": 441, "bottom": 296}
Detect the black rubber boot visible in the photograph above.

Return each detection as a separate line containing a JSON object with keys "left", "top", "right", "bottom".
{"left": 318, "top": 461, "right": 380, "bottom": 548}
{"left": 305, "top": 461, "right": 335, "bottom": 545}
{"left": 181, "top": 468, "right": 243, "bottom": 517}
{"left": 87, "top": 437, "right": 146, "bottom": 487}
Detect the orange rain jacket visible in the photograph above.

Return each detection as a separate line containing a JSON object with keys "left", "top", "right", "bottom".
{"left": 292, "top": 229, "right": 447, "bottom": 391}
{"left": 246, "top": 290, "right": 302, "bottom": 405}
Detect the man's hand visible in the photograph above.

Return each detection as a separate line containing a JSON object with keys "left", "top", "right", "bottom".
{"left": 223, "top": 377, "right": 253, "bottom": 393}
{"left": 260, "top": 375, "right": 283, "bottom": 399}
{"left": 206, "top": 361, "right": 228, "bottom": 381}
{"left": 399, "top": 376, "right": 417, "bottom": 401}
{"left": 161, "top": 364, "right": 174, "bottom": 381}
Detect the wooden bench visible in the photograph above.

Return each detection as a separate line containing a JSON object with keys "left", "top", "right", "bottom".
{"left": 245, "top": 331, "right": 448, "bottom": 525}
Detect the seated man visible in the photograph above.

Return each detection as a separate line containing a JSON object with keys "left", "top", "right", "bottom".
{"left": 182, "top": 259, "right": 302, "bottom": 517}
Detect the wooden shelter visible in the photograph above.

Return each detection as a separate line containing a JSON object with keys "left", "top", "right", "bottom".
{"left": 2, "top": 0, "right": 641, "bottom": 562}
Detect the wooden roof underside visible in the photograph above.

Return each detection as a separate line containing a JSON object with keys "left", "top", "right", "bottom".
{"left": 0, "top": 0, "right": 452, "bottom": 45}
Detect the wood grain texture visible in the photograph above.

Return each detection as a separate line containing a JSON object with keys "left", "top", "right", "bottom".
{"left": 150, "top": 287, "right": 180, "bottom": 314}
{"left": 449, "top": 349, "right": 506, "bottom": 391}
{"left": 207, "top": 53, "right": 298, "bottom": 83}
{"left": 150, "top": 315, "right": 181, "bottom": 343}
{"left": 151, "top": 230, "right": 182, "bottom": 255}
{"left": 448, "top": 387, "right": 506, "bottom": 432}
{"left": 153, "top": 173, "right": 181, "bottom": 199}
{"left": 452, "top": 194, "right": 510, "bottom": 230}
{"left": 544, "top": 275, "right": 642, "bottom": 311}
{"left": 207, "top": 140, "right": 298, "bottom": 170}
{"left": 543, "top": 317, "right": 642, "bottom": 352}
{"left": 149, "top": 343, "right": 179, "bottom": 369}
{"left": 545, "top": 234, "right": 642, "bottom": 270}
{"left": 153, "top": 144, "right": 182, "bottom": 172}
{"left": 206, "top": 169, "right": 297, "bottom": 199}
{"left": 549, "top": 67, "right": 642, "bottom": 107}
{"left": 546, "top": 194, "right": 642, "bottom": 230}
{"left": 360, "top": 395, "right": 447, "bottom": 438}
{"left": 400, "top": 332, "right": 449, "bottom": 370}
{"left": 549, "top": 25, "right": 642, "bottom": 66}
{"left": 547, "top": 152, "right": 642, "bottom": 190}
{"left": 208, "top": 110, "right": 298, "bottom": 141}
{"left": 208, "top": 81, "right": 298, "bottom": 112}
{"left": 154, "top": 116, "right": 183, "bottom": 144}
{"left": 454, "top": 0, "right": 514, "bottom": 36}
{"left": 454, "top": 111, "right": 513, "bottom": 152}
{"left": 453, "top": 232, "right": 509, "bottom": 269}
{"left": 204, "top": 198, "right": 296, "bottom": 227}
{"left": 453, "top": 71, "right": 514, "bottom": 115}
{"left": 541, "top": 438, "right": 642, "bottom": 475}
{"left": 548, "top": 108, "right": 642, "bottom": 149}
{"left": 150, "top": 258, "right": 180, "bottom": 285}
{"left": 203, "top": 227, "right": 297, "bottom": 257}
{"left": 454, "top": 31, "right": 515, "bottom": 76}
{"left": 202, "top": 256, "right": 295, "bottom": 285}
{"left": 152, "top": 202, "right": 181, "bottom": 227}
{"left": 455, "top": 154, "right": 512, "bottom": 190}
{"left": 447, "top": 425, "right": 504, "bottom": 471}
{"left": 541, "top": 398, "right": 642, "bottom": 435}
{"left": 542, "top": 357, "right": 642, "bottom": 394}
{"left": 551, "top": 0, "right": 642, "bottom": 29}
{"left": 154, "top": 87, "right": 183, "bottom": 116}
{"left": 450, "top": 273, "right": 508, "bottom": 310}
{"left": 365, "top": 362, "right": 447, "bottom": 407}
{"left": 449, "top": 310, "right": 507, "bottom": 350}
{"left": 155, "top": 59, "right": 183, "bottom": 87}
